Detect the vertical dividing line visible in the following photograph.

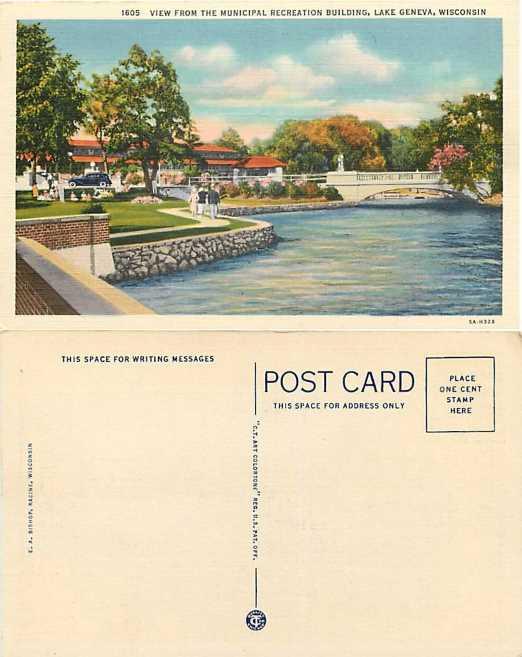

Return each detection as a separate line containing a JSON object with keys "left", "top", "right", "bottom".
{"left": 492, "top": 357, "right": 496, "bottom": 431}
{"left": 255, "top": 567, "right": 258, "bottom": 608}
{"left": 254, "top": 362, "right": 257, "bottom": 416}
{"left": 89, "top": 215, "right": 96, "bottom": 275}
{"left": 424, "top": 358, "right": 428, "bottom": 432}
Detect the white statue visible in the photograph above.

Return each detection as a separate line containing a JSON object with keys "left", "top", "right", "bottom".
{"left": 337, "top": 153, "right": 345, "bottom": 172}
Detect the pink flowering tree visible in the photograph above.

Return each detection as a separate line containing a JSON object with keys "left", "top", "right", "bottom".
{"left": 428, "top": 143, "right": 477, "bottom": 193}
{"left": 428, "top": 144, "right": 469, "bottom": 170}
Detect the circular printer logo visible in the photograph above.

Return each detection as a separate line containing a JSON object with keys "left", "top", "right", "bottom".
{"left": 246, "top": 609, "right": 267, "bottom": 631}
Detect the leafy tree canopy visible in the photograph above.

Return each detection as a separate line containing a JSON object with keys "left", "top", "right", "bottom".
{"left": 437, "top": 78, "right": 502, "bottom": 192}
{"left": 104, "top": 44, "right": 196, "bottom": 192}
{"left": 215, "top": 127, "right": 248, "bottom": 155}
{"left": 268, "top": 115, "right": 386, "bottom": 174}
{"left": 83, "top": 74, "right": 120, "bottom": 173}
{"left": 16, "top": 22, "right": 85, "bottom": 177}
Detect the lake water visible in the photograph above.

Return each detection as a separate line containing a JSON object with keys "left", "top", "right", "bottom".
{"left": 117, "top": 198, "right": 502, "bottom": 315}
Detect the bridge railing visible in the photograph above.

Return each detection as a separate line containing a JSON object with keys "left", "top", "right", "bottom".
{"left": 187, "top": 170, "right": 445, "bottom": 186}
{"left": 188, "top": 173, "right": 327, "bottom": 186}
{"left": 355, "top": 171, "right": 443, "bottom": 183}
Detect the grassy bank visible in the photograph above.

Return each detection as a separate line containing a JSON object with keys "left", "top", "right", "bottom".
{"left": 16, "top": 192, "right": 191, "bottom": 233}
{"left": 110, "top": 218, "right": 254, "bottom": 247}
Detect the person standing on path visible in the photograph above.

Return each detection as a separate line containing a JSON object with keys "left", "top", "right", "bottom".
{"left": 189, "top": 185, "right": 198, "bottom": 218}
{"left": 208, "top": 184, "right": 220, "bottom": 220}
{"left": 197, "top": 186, "right": 208, "bottom": 216}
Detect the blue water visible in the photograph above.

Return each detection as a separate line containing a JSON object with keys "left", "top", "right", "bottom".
{"left": 117, "top": 198, "right": 502, "bottom": 315}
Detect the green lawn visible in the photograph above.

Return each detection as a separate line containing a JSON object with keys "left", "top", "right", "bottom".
{"left": 15, "top": 192, "right": 256, "bottom": 243}
{"left": 110, "top": 218, "right": 255, "bottom": 247}
{"left": 16, "top": 195, "right": 192, "bottom": 233}
{"left": 104, "top": 201, "right": 193, "bottom": 233}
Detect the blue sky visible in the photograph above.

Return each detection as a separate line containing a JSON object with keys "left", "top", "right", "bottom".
{"left": 27, "top": 19, "right": 502, "bottom": 143}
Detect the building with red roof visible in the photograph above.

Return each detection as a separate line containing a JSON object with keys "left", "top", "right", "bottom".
{"left": 240, "top": 155, "right": 287, "bottom": 176}
{"left": 190, "top": 143, "right": 287, "bottom": 177}
{"left": 46, "top": 137, "right": 287, "bottom": 178}
{"left": 68, "top": 137, "right": 124, "bottom": 166}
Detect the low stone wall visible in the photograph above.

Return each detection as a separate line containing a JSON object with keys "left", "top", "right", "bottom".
{"left": 108, "top": 222, "right": 276, "bottom": 282}
{"left": 16, "top": 237, "right": 153, "bottom": 315}
{"left": 219, "top": 200, "right": 356, "bottom": 216}
{"left": 16, "top": 214, "right": 115, "bottom": 277}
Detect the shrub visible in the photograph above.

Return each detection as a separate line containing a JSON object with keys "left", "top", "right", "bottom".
{"left": 324, "top": 186, "right": 343, "bottom": 201}
{"left": 81, "top": 202, "right": 106, "bottom": 214}
{"left": 125, "top": 171, "right": 143, "bottom": 186}
{"left": 238, "top": 180, "right": 253, "bottom": 198}
{"left": 183, "top": 165, "right": 200, "bottom": 179}
{"left": 251, "top": 181, "right": 266, "bottom": 198}
{"left": 130, "top": 196, "right": 163, "bottom": 205}
{"left": 303, "top": 181, "right": 321, "bottom": 198}
{"left": 287, "top": 182, "right": 305, "bottom": 199}
{"left": 266, "top": 181, "right": 285, "bottom": 198}
{"left": 222, "top": 182, "right": 240, "bottom": 198}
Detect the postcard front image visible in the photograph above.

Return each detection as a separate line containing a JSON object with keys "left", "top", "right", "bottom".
{"left": 1, "top": 0, "right": 518, "bottom": 329}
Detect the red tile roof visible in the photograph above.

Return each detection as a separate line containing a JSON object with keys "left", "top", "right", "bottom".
{"left": 71, "top": 155, "right": 119, "bottom": 163}
{"left": 69, "top": 138, "right": 107, "bottom": 147}
{"left": 204, "top": 159, "right": 241, "bottom": 166}
{"left": 242, "top": 155, "right": 286, "bottom": 168}
{"left": 193, "top": 143, "right": 237, "bottom": 153}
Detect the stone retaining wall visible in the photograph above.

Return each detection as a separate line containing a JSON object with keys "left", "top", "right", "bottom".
{"left": 219, "top": 200, "right": 355, "bottom": 216}
{"left": 107, "top": 223, "right": 277, "bottom": 282}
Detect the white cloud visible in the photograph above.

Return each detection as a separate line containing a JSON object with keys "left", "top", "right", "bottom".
{"left": 175, "top": 43, "right": 236, "bottom": 69}
{"left": 311, "top": 34, "right": 401, "bottom": 81}
{"left": 201, "top": 95, "right": 335, "bottom": 110}
{"left": 199, "top": 56, "right": 334, "bottom": 108}
{"left": 195, "top": 116, "right": 276, "bottom": 143}
{"left": 339, "top": 99, "right": 430, "bottom": 128}
{"left": 422, "top": 77, "right": 482, "bottom": 103}
{"left": 339, "top": 77, "right": 487, "bottom": 127}
{"left": 272, "top": 55, "right": 335, "bottom": 94}
{"left": 219, "top": 65, "right": 277, "bottom": 93}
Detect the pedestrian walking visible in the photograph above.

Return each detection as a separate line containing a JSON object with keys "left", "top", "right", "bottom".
{"left": 197, "top": 187, "right": 208, "bottom": 216}
{"left": 189, "top": 185, "right": 198, "bottom": 218}
{"left": 208, "top": 184, "right": 220, "bottom": 220}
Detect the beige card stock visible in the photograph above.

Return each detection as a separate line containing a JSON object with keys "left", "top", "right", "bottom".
{"left": 1, "top": 331, "right": 521, "bottom": 657}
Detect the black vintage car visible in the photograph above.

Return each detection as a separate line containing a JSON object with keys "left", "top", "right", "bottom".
{"left": 69, "top": 172, "right": 112, "bottom": 188}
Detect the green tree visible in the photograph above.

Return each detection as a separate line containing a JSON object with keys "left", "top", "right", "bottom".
{"left": 388, "top": 127, "right": 419, "bottom": 171}
{"left": 250, "top": 137, "right": 271, "bottom": 155}
{"left": 363, "top": 120, "right": 393, "bottom": 168}
{"left": 437, "top": 78, "right": 503, "bottom": 192}
{"left": 269, "top": 119, "right": 331, "bottom": 173}
{"left": 269, "top": 116, "right": 385, "bottom": 173}
{"left": 215, "top": 127, "right": 248, "bottom": 155}
{"left": 411, "top": 118, "right": 442, "bottom": 170}
{"left": 84, "top": 74, "right": 119, "bottom": 173}
{"left": 16, "top": 22, "right": 85, "bottom": 188}
{"left": 107, "top": 44, "right": 194, "bottom": 194}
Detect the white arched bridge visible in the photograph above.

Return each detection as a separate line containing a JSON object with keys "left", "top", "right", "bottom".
{"left": 325, "top": 170, "right": 490, "bottom": 204}
{"left": 165, "top": 170, "right": 490, "bottom": 204}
